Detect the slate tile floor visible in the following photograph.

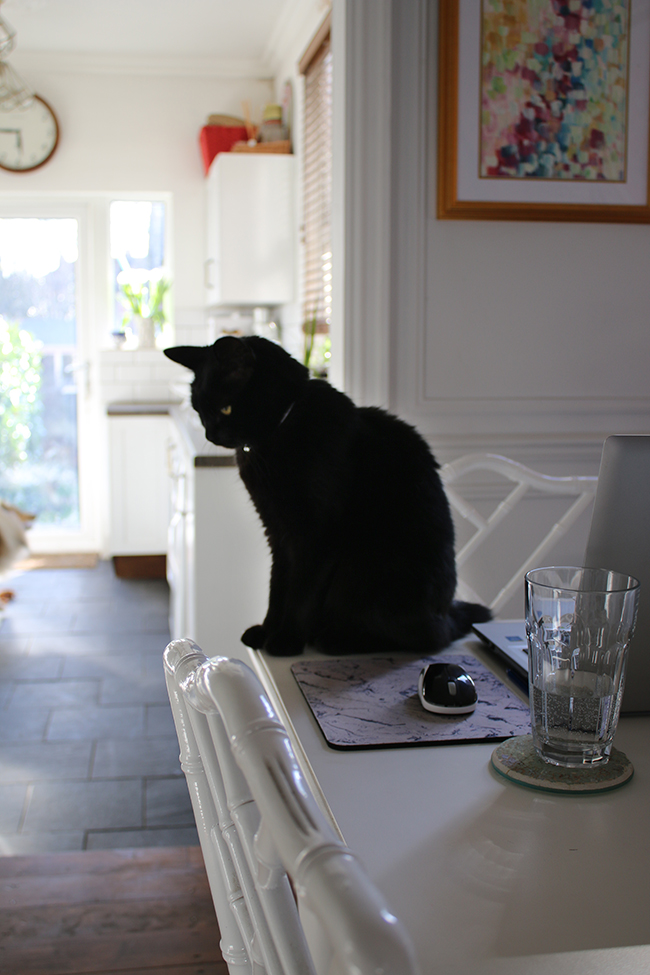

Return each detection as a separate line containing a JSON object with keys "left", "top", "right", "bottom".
{"left": 0, "top": 560, "right": 198, "bottom": 855}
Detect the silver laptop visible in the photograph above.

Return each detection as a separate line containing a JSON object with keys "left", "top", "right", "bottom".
{"left": 472, "top": 619, "right": 528, "bottom": 678}
{"left": 474, "top": 436, "right": 650, "bottom": 715}
{"left": 583, "top": 436, "right": 650, "bottom": 714}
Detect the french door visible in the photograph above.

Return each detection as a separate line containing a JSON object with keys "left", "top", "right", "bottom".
{"left": 0, "top": 202, "right": 99, "bottom": 552}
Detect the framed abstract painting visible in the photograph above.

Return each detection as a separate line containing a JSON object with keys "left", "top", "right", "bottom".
{"left": 437, "top": 0, "right": 650, "bottom": 222}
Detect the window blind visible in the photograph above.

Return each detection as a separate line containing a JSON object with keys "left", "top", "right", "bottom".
{"left": 301, "top": 29, "right": 332, "bottom": 357}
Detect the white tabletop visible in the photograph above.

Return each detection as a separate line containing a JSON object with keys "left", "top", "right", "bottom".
{"left": 244, "top": 638, "right": 650, "bottom": 975}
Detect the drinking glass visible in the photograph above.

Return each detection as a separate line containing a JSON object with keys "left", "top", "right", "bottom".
{"left": 525, "top": 566, "right": 640, "bottom": 768}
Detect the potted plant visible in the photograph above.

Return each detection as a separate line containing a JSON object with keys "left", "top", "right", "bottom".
{"left": 303, "top": 307, "right": 331, "bottom": 378}
{"left": 117, "top": 267, "right": 170, "bottom": 348}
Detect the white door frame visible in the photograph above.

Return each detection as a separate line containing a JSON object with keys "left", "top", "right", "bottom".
{"left": 330, "top": 0, "right": 428, "bottom": 412}
{"left": 0, "top": 196, "right": 101, "bottom": 552}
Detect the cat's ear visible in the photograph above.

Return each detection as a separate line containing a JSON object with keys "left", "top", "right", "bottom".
{"left": 163, "top": 345, "right": 210, "bottom": 374}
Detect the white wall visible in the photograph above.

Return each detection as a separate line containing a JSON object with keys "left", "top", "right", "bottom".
{"left": 335, "top": 0, "right": 650, "bottom": 468}
{"left": 0, "top": 0, "right": 329, "bottom": 361}
{"left": 0, "top": 53, "right": 274, "bottom": 553}
{"left": 0, "top": 8, "right": 330, "bottom": 555}
{"left": 0, "top": 4, "right": 333, "bottom": 557}
{"left": 334, "top": 0, "right": 650, "bottom": 609}
{"left": 400, "top": 3, "right": 650, "bottom": 471}
{"left": 1, "top": 53, "right": 274, "bottom": 337}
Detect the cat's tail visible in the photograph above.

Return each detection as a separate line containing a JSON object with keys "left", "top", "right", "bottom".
{"left": 448, "top": 600, "right": 492, "bottom": 641}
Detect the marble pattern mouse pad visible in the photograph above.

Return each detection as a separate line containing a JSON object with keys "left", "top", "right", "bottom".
{"left": 291, "top": 652, "right": 531, "bottom": 750}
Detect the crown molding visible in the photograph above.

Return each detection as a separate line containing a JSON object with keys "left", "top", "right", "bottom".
{"left": 11, "top": 50, "right": 273, "bottom": 79}
{"left": 262, "top": 0, "right": 331, "bottom": 77}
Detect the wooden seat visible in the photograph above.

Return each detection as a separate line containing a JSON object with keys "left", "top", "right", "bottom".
{"left": 440, "top": 453, "right": 598, "bottom": 614}
{"left": 164, "top": 638, "right": 420, "bottom": 975}
{"left": 0, "top": 847, "right": 225, "bottom": 975}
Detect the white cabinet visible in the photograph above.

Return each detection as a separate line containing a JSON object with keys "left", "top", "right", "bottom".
{"left": 167, "top": 411, "right": 270, "bottom": 657}
{"left": 205, "top": 153, "right": 296, "bottom": 307}
{"left": 108, "top": 412, "right": 171, "bottom": 555}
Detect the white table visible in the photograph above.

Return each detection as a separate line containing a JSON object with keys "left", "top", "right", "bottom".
{"left": 243, "top": 638, "right": 650, "bottom": 975}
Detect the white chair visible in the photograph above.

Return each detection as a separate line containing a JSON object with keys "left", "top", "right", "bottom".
{"left": 440, "top": 453, "right": 598, "bottom": 614}
{"left": 163, "top": 638, "right": 420, "bottom": 975}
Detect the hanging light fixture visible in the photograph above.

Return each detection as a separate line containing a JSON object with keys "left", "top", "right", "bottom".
{"left": 0, "top": 0, "right": 15, "bottom": 56}
{"left": 0, "top": 0, "right": 59, "bottom": 172}
{"left": 0, "top": 0, "right": 35, "bottom": 111}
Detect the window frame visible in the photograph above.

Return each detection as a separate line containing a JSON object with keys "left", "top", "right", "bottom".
{"left": 300, "top": 15, "right": 332, "bottom": 372}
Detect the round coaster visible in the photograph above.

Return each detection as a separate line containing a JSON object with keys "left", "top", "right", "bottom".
{"left": 491, "top": 735, "right": 634, "bottom": 794}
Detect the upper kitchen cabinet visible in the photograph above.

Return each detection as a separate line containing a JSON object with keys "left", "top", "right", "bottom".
{"left": 205, "top": 153, "right": 296, "bottom": 307}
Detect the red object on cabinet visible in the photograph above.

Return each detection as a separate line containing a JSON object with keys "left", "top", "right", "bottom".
{"left": 199, "top": 125, "right": 248, "bottom": 175}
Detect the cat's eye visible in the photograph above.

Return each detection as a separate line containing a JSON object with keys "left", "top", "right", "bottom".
{"left": 220, "top": 405, "right": 232, "bottom": 415}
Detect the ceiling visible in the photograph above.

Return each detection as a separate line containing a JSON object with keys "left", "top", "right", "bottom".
{"left": 1, "top": 0, "right": 295, "bottom": 61}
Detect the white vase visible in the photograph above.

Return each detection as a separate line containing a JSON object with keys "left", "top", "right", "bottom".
{"left": 133, "top": 315, "right": 155, "bottom": 349}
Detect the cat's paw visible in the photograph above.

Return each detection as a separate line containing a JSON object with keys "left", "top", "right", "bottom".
{"left": 241, "top": 625, "right": 267, "bottom": 650}
{"left": 264, "top": 632, "right": 305, "bottom": 657}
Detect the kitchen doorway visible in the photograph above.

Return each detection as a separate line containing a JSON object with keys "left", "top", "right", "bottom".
{"left": 0, "top": 207, "right": 99, "bottom": 551}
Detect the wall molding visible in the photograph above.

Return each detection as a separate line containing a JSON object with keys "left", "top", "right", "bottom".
{"left": 380, "top": 1, "right": 650, "bottom": 461}
{"left": 389, "top": 0, "right": 428, "bottom": 413}
{"left": 13, "top": 51, "right": 271, "bottom": 79}
{"left": 419, "top": 431, "right": 615, "bottom": 479}
{"left": 409, "top": 396, "right": 650, "bottom": 453}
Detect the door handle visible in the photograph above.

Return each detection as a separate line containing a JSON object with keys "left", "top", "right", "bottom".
{"left": 65, "top": 358, "right": 91, "bottom": 397}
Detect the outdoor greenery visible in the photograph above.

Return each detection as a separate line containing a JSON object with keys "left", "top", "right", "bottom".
{"left": 0, "top": 318, "right": 43, "bottom": 468}
{"left": 0, "top": 228, "right": 80, "bottom": 527}
{"left": 303, "top": 306, "right": 331, "bottom": 377}
{"left": 0, "top": 316, "right": 79, "bottom": 525}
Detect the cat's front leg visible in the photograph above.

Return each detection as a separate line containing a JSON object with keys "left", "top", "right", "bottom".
{"left": 240, "top": 553, "right": 285, "bottom": 651}
{"left": 241, "top": 555, "right": 304, "bottom": 655}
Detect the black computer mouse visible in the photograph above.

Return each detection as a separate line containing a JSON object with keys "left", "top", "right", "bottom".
{"left": 417, "top": 662, "right": 478, "bottom": 714}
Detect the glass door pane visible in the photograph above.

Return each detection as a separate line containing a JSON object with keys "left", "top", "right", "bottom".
{"left": 0, "top": 217, "right": 80, "bottom": 528}
{"left": 110, "top": 200, "right": 167, "bottom": 346}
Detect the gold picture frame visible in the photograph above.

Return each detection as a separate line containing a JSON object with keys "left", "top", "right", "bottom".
{"left": 437, "top": 0, "right": 650, "bottom": 223}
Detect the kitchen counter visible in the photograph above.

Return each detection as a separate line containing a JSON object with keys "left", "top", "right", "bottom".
{"left": 107, "top": 401, "right": 173, "bottom": 416}
{"left": 106, "top": 400, "right": 235, "bottom": 466}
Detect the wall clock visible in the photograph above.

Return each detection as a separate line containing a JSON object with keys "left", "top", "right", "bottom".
{"left": 0, "top": 94, "right": 59, "bottom": 172}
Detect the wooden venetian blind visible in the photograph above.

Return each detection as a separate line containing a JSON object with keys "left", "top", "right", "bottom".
{"left": 301, "top": 20, "right": 332, "bottom": 336}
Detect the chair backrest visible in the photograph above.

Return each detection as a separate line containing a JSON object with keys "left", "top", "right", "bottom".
{"left": 163, "top": 638, "right": 420, "bottom": 975}
{"left": 440, "top": 453, "right": 598, "bottom": 614}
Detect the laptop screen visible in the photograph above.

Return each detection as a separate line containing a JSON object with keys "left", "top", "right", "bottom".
{"left": 474, "top": 436, "right": 650, "bottom": 715}
{"left": 584, "top": 436, "right": 650, "bottom": 715}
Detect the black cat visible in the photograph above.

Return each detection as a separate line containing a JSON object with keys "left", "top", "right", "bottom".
{"left": 165, "top": 336, "right": 491, "bottom": 656}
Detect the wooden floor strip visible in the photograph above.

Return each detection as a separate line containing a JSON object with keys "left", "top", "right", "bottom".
{"left": 14, "top": 553, "right": 100, "bottom": 571}
{"left": 0, "top": 847, "right": 228, "bottom": 975}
